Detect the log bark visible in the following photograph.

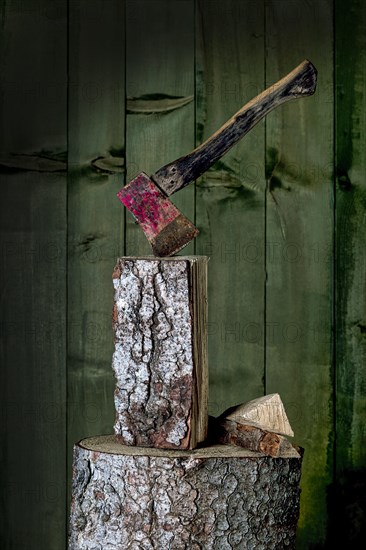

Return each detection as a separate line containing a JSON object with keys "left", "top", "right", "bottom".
{"left": 112, "top": 256, "right": 208, "bottom": 449}
{"left": 213, "top": 417, "right": 298, "bottom": 458}
{"left": 69, "top": 435, "right": 303, "bottom": 550}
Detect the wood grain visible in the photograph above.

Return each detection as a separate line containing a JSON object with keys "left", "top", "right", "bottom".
{"left": 265, "top": 1, "right": 334, "bottom": 546}
{"left": 195, "top": 0, "right": 266, "bottom": 415}
{"left": 0, "top": 2, "right": 67, "bottom": 548}
{"left": 125, "top": 0, "right": 195, "bottom": 256}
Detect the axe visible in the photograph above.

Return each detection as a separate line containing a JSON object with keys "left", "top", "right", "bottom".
{"left": 118, "top": 59, "right": 317, "bottom": 257}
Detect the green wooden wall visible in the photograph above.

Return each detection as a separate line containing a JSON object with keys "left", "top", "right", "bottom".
{"left": 0, "top": 1, "right": 365, "bottom": 548}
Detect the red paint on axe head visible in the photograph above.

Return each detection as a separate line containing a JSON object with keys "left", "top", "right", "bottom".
{"left": 117, "top": 172, "right": 180, "bottom": 240}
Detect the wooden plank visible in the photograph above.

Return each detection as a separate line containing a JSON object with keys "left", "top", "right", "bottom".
{"left": 67, "top": 0, "right": 125, "bottom": 494}
{"left": 265, "top": 1, "right": 334, "bottom": 547}
{"left": 334, "top": 0, "right": 366, "bottom": 544}
{"left": 125, "top": 0, "right": 195, "bottom": 256}
{"left": 195, "top": 0, "right": 265, "bottom": 416}
{"left": 0, "top": 1, "right": 67, "bottom": 548}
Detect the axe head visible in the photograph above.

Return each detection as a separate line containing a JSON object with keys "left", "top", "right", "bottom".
{"left": 117, "top": 172, "right": 199, "bottom": 257}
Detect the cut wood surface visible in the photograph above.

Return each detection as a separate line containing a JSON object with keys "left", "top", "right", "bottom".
{"left": 112, "top": 256, "right": 208, "bottom": 449}
{"left": 69, "top": 435, "right": 302, "bottom": 549}
{"left": 222, "top": 393, "right": 294, "bottom": 437}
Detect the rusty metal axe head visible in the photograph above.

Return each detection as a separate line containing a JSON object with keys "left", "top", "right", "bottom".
{"left": 118, "top": 59, "right": 317, "bottom": 257}
{"left": 117, "top": 172, "right": 198, "bottom": 257}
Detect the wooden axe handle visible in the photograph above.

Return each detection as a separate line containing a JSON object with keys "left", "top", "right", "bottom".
{"left": 153, "top": 59, "right": 317, "bottom": 196}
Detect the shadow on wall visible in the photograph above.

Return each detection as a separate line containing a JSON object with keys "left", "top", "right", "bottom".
{"left": 321, "top": 469, "right": 366, "bottom": 549}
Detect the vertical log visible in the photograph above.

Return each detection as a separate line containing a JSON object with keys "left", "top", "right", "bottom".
{"left": 112, "top": 256, "right": 208, "bottom": 449}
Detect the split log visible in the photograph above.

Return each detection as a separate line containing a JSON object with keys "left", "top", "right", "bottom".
{"left": 213, "top": 417, "right": 298, "bottom": 458}
{"left": 69, "top": 435, "right": 303, "bottom": 550}
{"left": 222, "top": 393, "right": 294, "bottom": 437}
{"left": 112, "top": 256, "right": 208, "bottom": 450}
{"left": 211, "top": 394, "right": 297, "bottom": 457}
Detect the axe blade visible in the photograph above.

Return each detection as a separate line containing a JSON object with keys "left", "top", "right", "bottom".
{"left": 117, "top": 172, "right": 198, "bottom": 257}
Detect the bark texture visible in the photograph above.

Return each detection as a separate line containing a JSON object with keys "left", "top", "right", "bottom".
{"left": 214, "top": 418, "right": 298, "bottom": 458}
{"left": 112, "top": 256, "right": 208, "bottom": 449}
{"left": 69, "top": 435, "right": 303, "bottom": 550}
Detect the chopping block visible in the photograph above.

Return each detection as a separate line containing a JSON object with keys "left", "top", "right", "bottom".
{"left": 69, "top": 435, "right": 303, "bottom": 549}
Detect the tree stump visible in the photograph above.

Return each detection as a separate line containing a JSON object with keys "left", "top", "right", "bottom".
{"left": 69, "top": 435, "right": 303, "bottom": 549}
{"left": 112, "top": 256, "right": 208, "bottom": 449}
